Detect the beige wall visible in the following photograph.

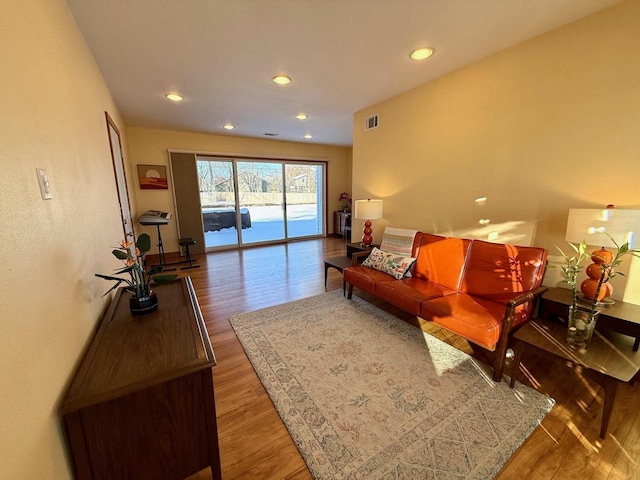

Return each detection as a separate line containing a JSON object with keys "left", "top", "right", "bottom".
{"left": 353, "top": 0, "right": 640, "bottom": 302}
{"left": 0, "top": 0, "right": 133, "bottom": 477}
{"left": 127, "top": 127, "right": 351, "bottom": 253}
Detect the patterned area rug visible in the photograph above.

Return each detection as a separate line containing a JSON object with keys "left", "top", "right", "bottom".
{"left": 230, "top": 290, "right": 554, "bottom": 480}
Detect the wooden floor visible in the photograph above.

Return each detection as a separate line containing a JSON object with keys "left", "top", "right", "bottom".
{"left": 177, "top": 237, "right": 640, "bottom": 480}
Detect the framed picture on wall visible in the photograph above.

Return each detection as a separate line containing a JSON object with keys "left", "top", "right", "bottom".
{"left": 137, "top": 164, "right": 168, "bottom": 189}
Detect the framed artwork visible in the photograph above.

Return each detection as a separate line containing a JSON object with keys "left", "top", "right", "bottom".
{"left": 137, "top": 164, "right": 168, "bottom": 189}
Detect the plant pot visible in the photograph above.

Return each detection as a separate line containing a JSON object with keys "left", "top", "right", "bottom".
{"left": 129, "top": 291, "right": 158, "bottom": 315}
{"left": 566, "top": 304, "right": 599, "bottom": 348}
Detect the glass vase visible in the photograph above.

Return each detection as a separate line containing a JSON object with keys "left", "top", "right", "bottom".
{"left": 566, "top": 305, "right": 599, "bottom": 348}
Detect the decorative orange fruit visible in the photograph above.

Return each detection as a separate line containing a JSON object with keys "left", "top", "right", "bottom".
{"left": 586, "top": 263, "right": 610, "bottom": 282}
{"left": 580, "top": 278, "right": 613, "bottom": 301}
{"left": 591, "top": 247, "right": 613, "bottom": 265}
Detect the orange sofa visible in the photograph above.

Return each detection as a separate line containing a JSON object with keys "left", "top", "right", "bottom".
{"left": 344, "top": 232, "right": 548, "bottom": 381}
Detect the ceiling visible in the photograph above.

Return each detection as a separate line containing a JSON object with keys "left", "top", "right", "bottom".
{"left": 66, "top": 0, "right": 620, "bottom": 147}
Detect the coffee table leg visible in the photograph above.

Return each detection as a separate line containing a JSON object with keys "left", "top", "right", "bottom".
{"left": 600, "top": 376, "right": 619, "bottom": 439}
{"left": 509, "top": 340, "right": 524, "bottom": 388}
{"left": 324, "top": 262, "right": 329, "bottom": 287}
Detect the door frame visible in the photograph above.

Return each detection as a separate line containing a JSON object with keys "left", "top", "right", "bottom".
{"left": 105, "top": 112, "right": 135, "bottom": 243}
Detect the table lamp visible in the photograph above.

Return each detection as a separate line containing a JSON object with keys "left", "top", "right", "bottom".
{"left": 565, "top": 207, "right": 640, "bottom": 304}
{"left": 354, "top": 199, "right": 383, "bottom": 247}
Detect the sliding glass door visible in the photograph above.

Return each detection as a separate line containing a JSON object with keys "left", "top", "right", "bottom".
{"left": 197, "top": 159, "right": 239, "bottom": 248}
{"left": 197, "top": 156, "right": 325, "bottom": 250}
{"left": 285, "top": 164, "right": 323, "bottom": 238}
{"left": 237, "top": 161, "right": 285, "bottom": 244}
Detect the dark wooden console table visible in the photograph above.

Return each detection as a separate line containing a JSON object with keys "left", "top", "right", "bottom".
{"left": 62, "top": 277, "right": 221, "bottom": 480}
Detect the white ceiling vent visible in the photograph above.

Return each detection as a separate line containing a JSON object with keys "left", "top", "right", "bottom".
{"left": 364, "top": 114, "right": 379, "bottom": 132}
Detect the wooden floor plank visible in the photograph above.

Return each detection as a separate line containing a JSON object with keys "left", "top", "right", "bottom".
{"left": 172, "top": 236, "right": 640, "bottom": 479}
{"left": 607, "top": 395, "right": 640, "bottom": 480}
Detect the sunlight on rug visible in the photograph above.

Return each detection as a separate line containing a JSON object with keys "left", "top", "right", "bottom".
{"left": 229, "top": 290, "right": 554, "bottom": 480}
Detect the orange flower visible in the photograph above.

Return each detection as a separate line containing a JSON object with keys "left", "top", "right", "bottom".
{"left": 120, "top": 239, "right": 133, "bottom": 249}
{"left": 126, "top": 258, "right": 136, "bottom": 266}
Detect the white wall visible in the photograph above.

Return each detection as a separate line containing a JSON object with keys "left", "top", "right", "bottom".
{"left": 0, "top": 0, "right": 132, "bottom": 477}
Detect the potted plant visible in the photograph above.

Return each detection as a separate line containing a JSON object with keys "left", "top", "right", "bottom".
{"left": 584, "top": 234, "right": 640, "bottom": 313}
{"left": 558, "top": 234, "right": 640, "bottom": 348}
{"left": 339, "top": 192, "right": 351, "bottom": 212}
{"left": 557, "top": 240, "right": 598, "bottom": 347}
{"left": 556, "top": 239, "right": 589, "bottom": 312}
{"left": 96, "top": 233, "right": 166, "bottom": 314}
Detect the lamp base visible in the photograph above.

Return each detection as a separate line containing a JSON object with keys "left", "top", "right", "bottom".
{"left": 361, "top": 219, "right": 373, "bottom": 247}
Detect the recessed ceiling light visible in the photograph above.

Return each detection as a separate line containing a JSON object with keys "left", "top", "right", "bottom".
{"left": 272, "top": 75, "right": 292, "bottom": 85}
{"left": 474, "top": 196, "right": 488, "bottom": 204}
{"left": 410, "top": 47, "right": 434, "bottom": 60}
{"left": 223, "top": 123, "right": 235, "bottom": 130}
{"left": 295, "top": 113, "right": 308, "bottom": 120}
{"left": 165, "top": 93, "right": 184, "bottom": 102}
{"left": 303, "top": 134, "right": 313, "bottom": 139}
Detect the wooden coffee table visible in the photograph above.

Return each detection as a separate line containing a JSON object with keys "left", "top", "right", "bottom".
{"left": 510, "top": 318, "right": 640, "bottom": 438}
{"left": 324, "top": 256, "right": 353, "bottom": 295}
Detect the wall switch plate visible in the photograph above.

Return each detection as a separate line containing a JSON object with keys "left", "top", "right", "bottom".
{"left": 36, "top": 168, "right": 52, "bottom": 199}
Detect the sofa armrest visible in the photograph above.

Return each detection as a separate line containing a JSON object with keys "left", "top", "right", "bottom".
{"left": 351, "top": 250, "right": 370, "bottom": 266}
{"left": 501, "top": 286, "right": 549, "bottom": 335}
{"left": 492, "top": 286, "right": 548, "bottom": 381}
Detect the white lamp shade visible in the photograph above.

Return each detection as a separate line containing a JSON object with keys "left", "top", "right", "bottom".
{"left": 354, "top": 199, "right": 383, "bottom": 220}
{"left": 565, "top": 208, "right": 640, "bottom": 248}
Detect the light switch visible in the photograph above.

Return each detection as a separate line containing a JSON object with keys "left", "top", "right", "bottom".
{"left": 36, "top": 168, "right": 52, "bottom": 200}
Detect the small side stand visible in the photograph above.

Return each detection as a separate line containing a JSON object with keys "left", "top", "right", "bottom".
{"left": 153, "top": 224, "right": 176, "bottom": 271}
{"left": 179, "top": 238, "right": 199, "bottom": 270}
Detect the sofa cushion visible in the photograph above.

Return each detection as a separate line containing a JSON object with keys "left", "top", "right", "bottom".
{"left": 380, "top": 227, "right": 419, "bottom": 256}
{"left": 361, "top": 247, "right": 417, "bottom": 280}
{"left": 380, "top": 227, "right": 420, "bottom": 277}
{"left": 461, "top": 240, "right": 548, "bottom": 303}
{"left": 412, "top": 234, "right": 472, "bottom": 291}
{"left": 343, "top": 265, "right": 396, "bottom": 295}
{"left": 420, "top": 293, "right": 529, "bottom": 350}
{"left": 375, "top": 278, "right": 458, "bottom": 316}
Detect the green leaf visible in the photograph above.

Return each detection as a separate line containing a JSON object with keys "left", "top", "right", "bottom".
{"left": 578, "top": 240, "right": 587, "bottom": 256}
{"left": 95, "top": 273, "right": 123, "bottom": 282}
{"left": 147, "top": 265, "right": 164, "bottom": 276}
{"left": 112, "top": 249, "right": 129, "bottom": 260}
{"left": 568, "top": 242, "right": 580, "bottom": 254}
{"left": 101, "top": 281, "right": 123, "bottom": 297}
{"left": 114, "top": 266, "right": 134, "bottom": 275}
{"left": 136, "top": 233, "right": 152, "bottom": 254}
